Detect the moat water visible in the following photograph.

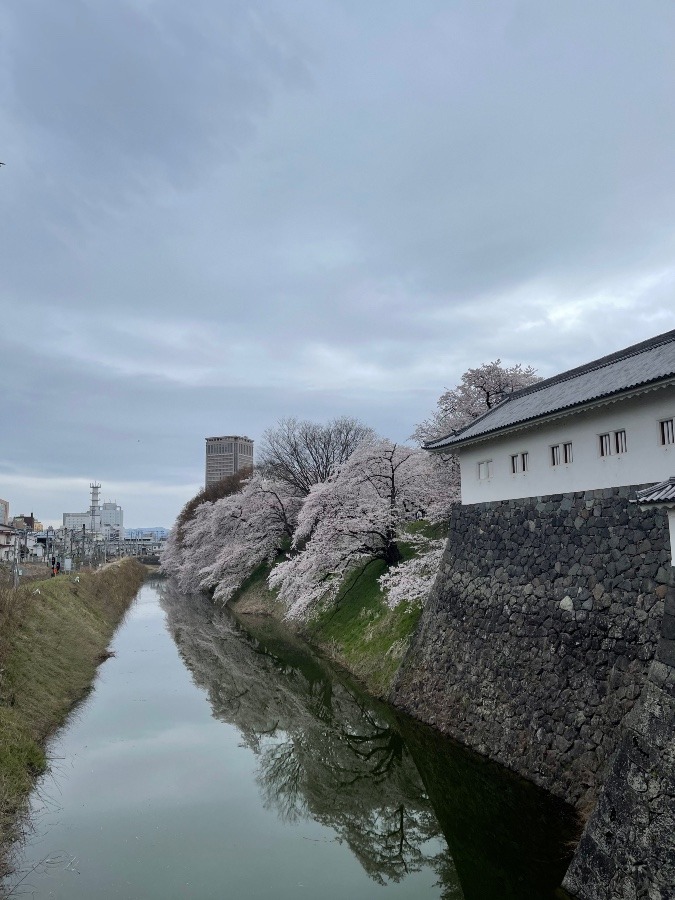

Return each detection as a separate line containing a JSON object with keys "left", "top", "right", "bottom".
{"left": 2, "top": 580, "right": 577, "bottom": 899}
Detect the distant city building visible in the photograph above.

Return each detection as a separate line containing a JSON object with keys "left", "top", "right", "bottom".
{"left": 101, "top": 501, "right": 124, "bottom": 533}
{"left": 125, "top": 527, "right": 170, "bottom": 540}
{"left": 63, "top": 483, "right": 124, "bottom": 539}
{"left": 123, "top": 528, "right": 168, "bottom": 559}
{"left": 0, "top": 499, "right": 13, "bottom": 561}
{"left": 62, "top": 511, "right": 91, "bottom": 531}
{"left": 205, "top": 435, "right": 254, "bottom": 487}
{"left": 10, "top": 512, "right": 40, "bottom": 531}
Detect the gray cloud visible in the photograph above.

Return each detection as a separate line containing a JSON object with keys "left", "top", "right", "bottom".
{"left": 1, "top": 0, "right": 675, "bottom": 525}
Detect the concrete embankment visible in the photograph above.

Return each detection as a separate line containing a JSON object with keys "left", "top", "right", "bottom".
{"left": 0, "top": 558, "right": 146, "bottom": 875}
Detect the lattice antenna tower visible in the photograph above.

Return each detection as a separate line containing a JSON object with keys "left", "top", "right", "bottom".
{"left": 90, "top": 482, "right": 102, "bottom": 534}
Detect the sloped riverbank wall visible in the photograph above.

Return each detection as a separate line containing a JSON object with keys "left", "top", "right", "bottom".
{"left": 389, "top": 484, "right": 675, "bottom": 899}
{"left": 0, "top": 558, "right": 146, "bottom": 877}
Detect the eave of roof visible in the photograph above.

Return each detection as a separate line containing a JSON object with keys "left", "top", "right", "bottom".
{"left": 426, "top": 378, "right": 674, "bottom": 452}
{"left": 425, "top": 328, "right": 675, "bottom": 453}
{"left": 633, "top": 476, "right": 675, "bottom": 505}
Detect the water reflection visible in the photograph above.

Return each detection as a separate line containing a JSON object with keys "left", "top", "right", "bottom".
{"left": 160, "top": 583, "right": 578, "bottom": 900}
{"left": 160, "top": 583, "right": 457, "bottom": 897}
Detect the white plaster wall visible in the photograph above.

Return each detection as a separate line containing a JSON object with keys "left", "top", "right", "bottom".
{"left": 458, "top": 385, "right": 675, "bottom": 504}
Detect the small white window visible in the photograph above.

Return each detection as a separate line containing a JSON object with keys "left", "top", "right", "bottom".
{"left": 511, "top": 454, "right": 520, "bottom": 474}
{"left": 521, "top": 451, "right": 529, "bottom": 472}
{"left": 614, "top": 429, "right": 627, "bottom": 454}
{"left": 478, "top": 460, "right": 493, "bottom": 480}
{"left": 599, "top": 433, "right": 611, "bottom": 457}
{"left": 551, "top": 445, "right": 561, "bottom": 466}
{"left": 660, "top": 418, "right": 675, "bottom": 446}
{"left": 563, "top": 442, "right": 573, "bottom": 464}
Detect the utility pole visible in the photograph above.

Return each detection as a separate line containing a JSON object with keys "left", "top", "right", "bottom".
{"left": 12, "top": 533, "right": 19, "bottom": 589}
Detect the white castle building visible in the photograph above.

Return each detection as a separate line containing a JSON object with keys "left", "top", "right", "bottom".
{"left": 426, "top": 329, "right": 675, "bottom": 505}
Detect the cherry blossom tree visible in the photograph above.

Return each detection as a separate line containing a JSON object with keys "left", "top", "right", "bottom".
{"left": 173, "top": 468, "right": 252, "bottom": 547}
{"left": 377, "top": 535, "right": 446, "bottom": 610}
{"left": 410, "top": 359, "right": 541, "bottom": 511}
{"left": 414, "top": 359, "right": 541, "bottom": 444}
{"left": 161, "top": 473, "right": 301, "bottom": 603}
{"left": 269, "top": 440, "right": 446, "bottom": 619}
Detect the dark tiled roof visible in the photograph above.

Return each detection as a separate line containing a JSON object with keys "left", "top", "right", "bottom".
{"left": 634, "top": 477, "right": 675, "bottom": 505}
{"left": 426, "top": 328, "right": 675, "bottom": 451}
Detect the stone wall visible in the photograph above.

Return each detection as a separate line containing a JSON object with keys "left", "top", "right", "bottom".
{"left": 390, "top": 484, "right": 670, "bottom": 809}
{"left": 562, "top": 582, "right": 675, "bottom": 900}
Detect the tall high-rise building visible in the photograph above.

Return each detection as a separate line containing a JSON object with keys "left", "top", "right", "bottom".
{"left": 205, "top": 435, "right": 254, "bottom": 487}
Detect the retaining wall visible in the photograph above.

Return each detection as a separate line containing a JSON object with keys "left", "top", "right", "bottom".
{"left": 562, "top": 582, "right": 675, "bottom": 900}
{"left": 390, "top": 484, "right": 670, "bottom": 808}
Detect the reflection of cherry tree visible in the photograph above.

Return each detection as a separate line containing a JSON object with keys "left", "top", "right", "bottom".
{"left": 159, "top": 583, "right": 458, "bottom": 893}
{"left": 255, "top": 693, "right": 442, "bottom": 885}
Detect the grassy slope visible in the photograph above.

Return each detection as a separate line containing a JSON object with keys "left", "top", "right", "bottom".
{"left": 232, "top": 555, "right": 423, "bottom": 699}
{"left": 305, "top": 560, "right": 423, "bottom": 697}
{"left": 0, "top": 559, "right": 145, "bottom": 872}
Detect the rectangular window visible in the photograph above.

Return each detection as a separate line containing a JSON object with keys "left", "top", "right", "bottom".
{"left": 551, "top": 445, "right": 561, "bottom": 466}
{"left": 614, "top": 429, "right": 627, "bottom": 454}
{"left": 660, "top": 418, "right": 675, "bottom": 446}
{"left": 511, "top": 453, "right": 529, "bottom": 473}
{"left": 563, "top": 442, "right": 573, "bottom": 464}
{"left": 599, "top": 433, "right": 612, "bottom": 457}
{"left": 478, "top": 460, "right": 493, "bottom": 480}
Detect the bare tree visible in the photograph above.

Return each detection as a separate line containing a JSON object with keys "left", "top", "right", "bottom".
{"left": 258, "top": 416, "right": 374, "bottom": 496}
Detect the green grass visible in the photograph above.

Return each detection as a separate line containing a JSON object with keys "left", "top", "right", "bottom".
{"left": 229, "top": 560, "right": 285, "bottom": 617}
{"left": 229, "top": 535, "right": 434, "bottom": 698}
{"left": 305, "top": 559, "right": 423, "bottom": 697}
{"left": 232, "top": 552, "right": 428, "bottom": 699}
{"left": 0, "top": 560, "right": 145, "bottom": 876}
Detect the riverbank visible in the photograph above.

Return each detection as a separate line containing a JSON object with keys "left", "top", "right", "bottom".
{"left": 231, "top": 558, "right": 422, "bottom": 699}
{"left": 0, "top": 558, "right": 145, "bottom": 877}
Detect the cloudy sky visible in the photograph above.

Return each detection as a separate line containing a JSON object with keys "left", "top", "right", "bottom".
{"left": 2, "top": 0, "right": 675, "bottom": 527}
